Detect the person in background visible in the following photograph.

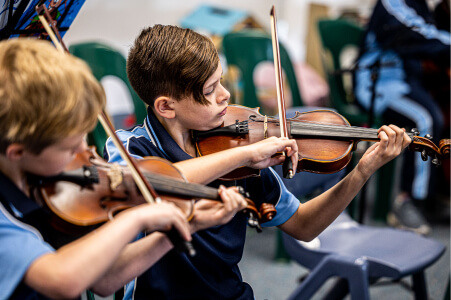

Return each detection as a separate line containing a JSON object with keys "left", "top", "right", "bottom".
{"left": 354, "top": 0, "right": 450, "bottom": 235}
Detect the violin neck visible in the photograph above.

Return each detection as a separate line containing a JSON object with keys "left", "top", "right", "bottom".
{"left": 143, "top": 173, "right": 220, "bottom": 201}
{"left": 289, "top": 122, "right": 414, "bottom": 142}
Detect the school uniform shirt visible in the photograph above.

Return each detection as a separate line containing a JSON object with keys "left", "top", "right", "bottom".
{"left": 0, "top": 172, "right": 54, "bottom": 300}
{"left": 104, "top": 107, "right": 300, "bottom": 300}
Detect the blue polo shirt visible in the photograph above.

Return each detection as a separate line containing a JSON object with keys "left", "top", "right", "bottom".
{"left": 0, "top": 172, "right": 54, "bottom": 300}
{"left": 104, "top": 107, "right": 300, "bottom": 300}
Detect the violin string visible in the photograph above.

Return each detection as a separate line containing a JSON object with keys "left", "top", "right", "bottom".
{"left": 143, "top": 173, "right": 219, "bottom": 200}
{"left": 247, "top": 118, "right": 415, "bottom": 139}
{"left": 289, "top": 121, "right": 414, "bottom": 138}
{"left": 251, "top": 119, "right": 379, "bottom": 137}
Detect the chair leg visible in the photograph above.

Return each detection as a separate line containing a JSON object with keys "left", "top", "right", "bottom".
{"left": 323, "top": 278, "right": 349, "bottom": 300}
{"left": 287, "top": 255, "right": 370, "bottom": 300}
{"left": 412, "top": 271, "right": 428, "bottom": 300}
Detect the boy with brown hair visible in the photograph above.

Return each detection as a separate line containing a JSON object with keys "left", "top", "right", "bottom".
{"left": 0, "top": 38, "right": 255, "bottom": 299}
{"left": 104, "top": 24, "right": 411, "bottom": 299}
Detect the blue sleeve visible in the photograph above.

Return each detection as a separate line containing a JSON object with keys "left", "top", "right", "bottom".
{"left": 375, "top": 0, "right": 450, "bottom": 59}
{"left": 0, "top": 204, "right": 54, "bottom": 299}
{"left": 103, "top": 130, "right": 162, "bottom": 164}
{"left": 244, "top": 168, "right": 300, "bottom": 228}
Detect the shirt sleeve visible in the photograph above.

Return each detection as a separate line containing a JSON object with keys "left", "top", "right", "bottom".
{"left": 377, "top": 0, "right": 450, "bottom": 59}
{"left": 0, "top": 204, "right": 54, "bottom": 299}
{"left": 245, "top": 168, "right": 300, "bottom": 228}
{"left": 103, "top": 130, "right": 161, "bottom": 164}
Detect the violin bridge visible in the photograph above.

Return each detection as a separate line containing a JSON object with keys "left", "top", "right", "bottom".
{"left": 107, "top": 163, "right": 123, "bottom": 191}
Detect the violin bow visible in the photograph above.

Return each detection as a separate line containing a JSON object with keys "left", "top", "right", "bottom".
{"left": 34, "top": 3, "right": 196, "bottom": 256}
{"left": 270, "top": 6, "right": 294, "bottom": 179}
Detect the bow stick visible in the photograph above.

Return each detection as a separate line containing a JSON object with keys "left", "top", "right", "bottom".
{"left": 270, "top": 5, "right": 294, "bottom": 179}
{"left": 35, "top": 3, "right": 196, "bottom": 256}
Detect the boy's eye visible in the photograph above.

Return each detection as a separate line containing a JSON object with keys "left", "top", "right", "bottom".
{"left": 204, "top": 88, "right": 214, "bottom": 96}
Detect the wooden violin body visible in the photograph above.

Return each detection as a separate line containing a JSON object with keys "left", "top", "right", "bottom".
{"left": 195, "top": 105, "right": 450, "bottom": 180}
{"left": 36, "top": 147, "right": 276, "bottom": 233}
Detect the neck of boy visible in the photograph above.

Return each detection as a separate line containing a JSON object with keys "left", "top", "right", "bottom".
{"left": 0, "top": 156, "right": 29, "bottom": 195}
{"left": 154, "top": 114, "right": 197, "bottom": 157}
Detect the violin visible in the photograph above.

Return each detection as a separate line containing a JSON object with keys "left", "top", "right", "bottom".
{"left": 194, "top": 105, "right": 450, "bottom": 180}
{"left": 34, "top": 147, "right": 276, "bottom": 234}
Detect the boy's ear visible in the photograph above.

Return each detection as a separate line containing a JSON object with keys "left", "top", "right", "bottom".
{"left": 5, "top": 144, "right": 25, "bottom": 161}
{"left": 154, "top": 96, "right": 176, "bottom": 119}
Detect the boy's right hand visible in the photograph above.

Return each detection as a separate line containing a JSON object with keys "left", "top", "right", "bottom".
{"left": 244, "top": 137, "right": 298, "bottom": 171}
{"left": 133, "top": 202, "right": 192, "bottom": 241}
{"left": 189, "top": 186, "right": 248, "bottom": 232}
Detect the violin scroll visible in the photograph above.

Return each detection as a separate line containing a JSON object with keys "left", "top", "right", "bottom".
{"left": 235, "top": 186, "right": 277, "bottom": 232}
{"left": 409, "top": 129, "right": 450, "bottom": 165}
{"left": 439, "top": 139, "right": 450, "bottom": 157}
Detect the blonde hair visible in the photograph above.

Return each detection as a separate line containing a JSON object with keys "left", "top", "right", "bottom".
{"left": 0, "top": 39, "right": 105, "bottom": 154}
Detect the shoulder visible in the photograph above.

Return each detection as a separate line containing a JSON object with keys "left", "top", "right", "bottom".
{"left": 104, "top": 124, "right": 162, "bottom": 162}
{"left": 0, "top": 203, "right": 53, "bottom": 299}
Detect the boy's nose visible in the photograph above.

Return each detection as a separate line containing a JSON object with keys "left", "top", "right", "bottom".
{"left": 217, "top": 84, "right": 230, "bottom": 104}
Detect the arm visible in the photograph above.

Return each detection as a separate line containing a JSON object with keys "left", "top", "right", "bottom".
{"left": 279, "top": 125, "right": 411, "bottom": 241}
{"left": 175, "top": 137, "right": 299, "bottom": 184}
{"left": 90, "top": 186, "right": 248, "bottom": 295}
{"left": 23, "top": 203, "right": 190, "bottom": 299}
{"left": 376, "top": 0, "right": 450, "bottom": 59}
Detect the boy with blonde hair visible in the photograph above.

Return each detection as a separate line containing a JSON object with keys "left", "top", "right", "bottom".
{"left": 0, "top": 38, "right": 255, "bottom": 299}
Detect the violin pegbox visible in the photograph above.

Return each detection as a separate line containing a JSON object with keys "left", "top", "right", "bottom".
{"left": 408, "top": 128, "right": 445, "bottom": 166}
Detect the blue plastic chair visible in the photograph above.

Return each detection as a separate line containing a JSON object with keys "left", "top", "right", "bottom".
{"left": 282, "top": 213, "right": 445, "bottom": 299}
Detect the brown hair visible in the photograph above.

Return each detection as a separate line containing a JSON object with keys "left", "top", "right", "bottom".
{"left": 0, "top": 39, "right": 105, "bottom": 154}
{"left": 127, "top": 24, "right": 219, "bottom": 106}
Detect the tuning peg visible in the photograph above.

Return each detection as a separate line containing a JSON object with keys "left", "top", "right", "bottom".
{"left": 421, "top": 150, "right": 428, "bottom": 161}
{"left": 432, "top": 155, "right": 441, "bottom": 166}
{"left": 425, "top": 134, "right": 433, "bottom": 140}
{"left": 246, "top": 214, "right": 262, "bottom": 232}
{"left": 237, "top": 186, "right": 250, "bottom": 198}
{"left": 411, "top": 128, "right": 420, "bottom": 136}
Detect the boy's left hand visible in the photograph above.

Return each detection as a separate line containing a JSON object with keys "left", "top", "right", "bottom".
{"left": 356, "top": 125, "right": 411, "bottom": 179}
{"left": 189, "top": 186, "right": 248, "bottom": 233}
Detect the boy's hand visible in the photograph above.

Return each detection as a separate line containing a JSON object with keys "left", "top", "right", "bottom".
{"left": 189, "top": 186, "right": 248, "bottom": 233}
{"left": 356, "top": 125, "right": 411, "bottom": 179}
{"left": 244, "top": 137, "right": 299, "bottom": 171}
{"left": 134, "top": 202, "right": 192, "bottom": 241}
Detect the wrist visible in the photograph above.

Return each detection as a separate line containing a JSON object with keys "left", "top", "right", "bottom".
{"left": 231, "top": 146, "right": 252, "bottom": 167}
{"left": 240, "top": 145, "right": 256, "bottom": 167}
{"left": 354, "top": 162, "right": 372, "bottom": 181}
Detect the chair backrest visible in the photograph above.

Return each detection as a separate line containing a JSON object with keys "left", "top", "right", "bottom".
{"left": 222, "top": 30, "right": 303, "bottom": 111}
{"left": 317, "top": 18, "right": 369, "bottom": 125}
{"left": 69, "top": 42, "right": 147, "bottom": 155}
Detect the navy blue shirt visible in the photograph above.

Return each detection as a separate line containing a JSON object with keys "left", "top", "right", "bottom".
{"left": 104, "top": 108, "right": 300, "bottom": 300}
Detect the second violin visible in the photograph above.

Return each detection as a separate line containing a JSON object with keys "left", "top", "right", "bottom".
{"left": 35, "top": 147, "right": 277, "bottom": 234}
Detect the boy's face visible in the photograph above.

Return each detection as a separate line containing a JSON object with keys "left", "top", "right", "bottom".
{"left": 19, "top": 134, "right": 87, "bottom": 176}
{"left": 174, "top": 64, "right": 230, "bottom": 131}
